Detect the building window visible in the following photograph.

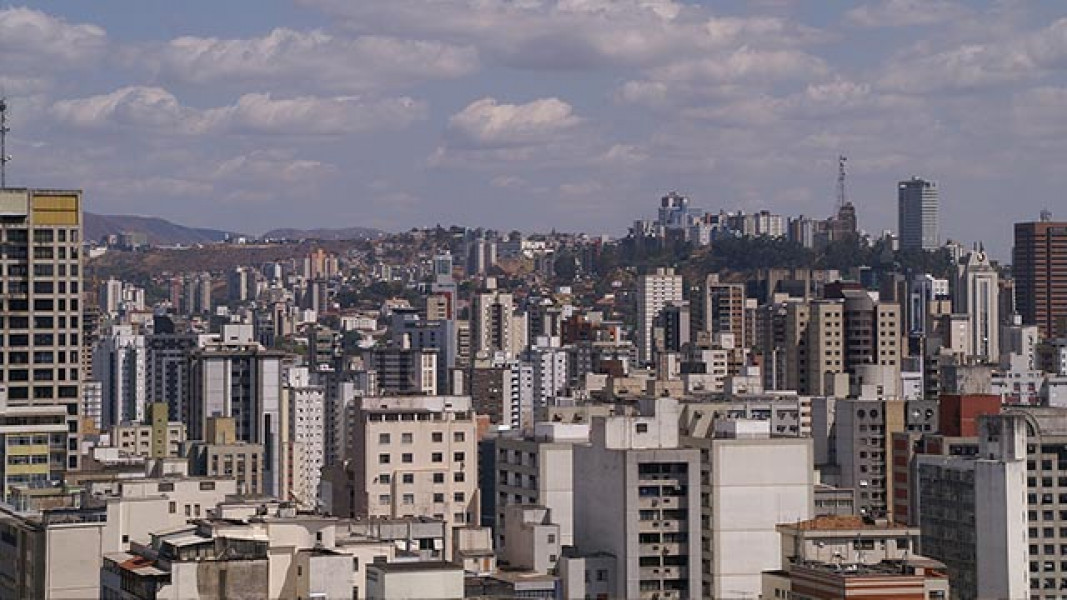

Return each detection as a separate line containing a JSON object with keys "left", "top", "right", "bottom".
{"left": 636, "top": 423, "right": 649, "bottom": 434}
{"left": 403, "top": 473, "right": 415, "bottom": 484}
{"left": 401, "top": 433, "right": 413, "bottom": 444}
{"left": 432, "top": 432, "right": 443, "bottom": 443}
{"left": 403, "top": 494, "right": 415, "bottom": 505}
{"left": 199, "top": 481, "right": 215, "bottom": 491}
{"left": 433, "top": 473, "right": 445, "bottom": 484}
{"left": 433, "top": 493, "right": 445, "bottom": 503}
{"left": 379, "top": 494, "right": 390, "bottom": 505}
{"left": 379, "top": 454, "right": 390, "bottom": 464}
{"left": 379, "top": 433, "right": 390, "bottom": 444}
{"left": 453, "top": 452, "right": 465, "bottom": 462}
{"left": 453, "top": 472, "right": 465, "bottom": 483}
{"left": 402, "top": 453, "right": 413, "bottom": 463}
{"left": 432, "top": 453, "right": 443, "bottom": 463}
{"left": 454, "top": 492, "right": 465, "bottom": 502}
{"left": 454, "top": 432, "right": 465, "bottom": 442}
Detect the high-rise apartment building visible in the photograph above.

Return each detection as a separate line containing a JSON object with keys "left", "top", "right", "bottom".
{"left": 955, "top": 249, "right": 1000, "bottom": 363}
{"left": 573, "top": 398, "right": 702, "bottom": 599}
{"left": 1014, "top": 220, "right": 1067, "bottom": 339}
{"left": 915, "top": 413, "right": 1028, "bottom": 600}
{"left": 91, "top": 324, "right": 147, "bottom": 429}
{"left": 636, "top": 268, "right": 684, "bottom": 365}
{"left": 898, "top": 177, "right": 939, "bottom": 251}
{"left": 190, "top": 325, "right": 286, "bottom": 496}
{"left": 285, "top": 365, "right": 325, "bottom": 510}
{"left": 472, "top": 290, "right": 519, "bottom": 359}
{"left": 702, "top": 274, "right": 746, "bottom": 341}
{"left": 784, "top": 293, "right": 901, "bottom": 396}
{"left": 324, "top": 395, "right": 478, "bottom": 556}
{"left": 0, "top": 188, "right": 84, "bottom": 473}
{"left": 682, "top": 418, "right": 813, "bottom": 598}
{"left": 494, "top": 422, "right": 588, "bottom": 551}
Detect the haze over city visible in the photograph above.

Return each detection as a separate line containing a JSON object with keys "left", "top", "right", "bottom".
{"left": 4, "top": 1, "right": 1067, "bottom": 256}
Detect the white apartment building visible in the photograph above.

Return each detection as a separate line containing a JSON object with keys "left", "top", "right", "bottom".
{"left": 636, "top": 268, "right": 684, "bottom": 365}
{"left": 683, "top": 418, "right": 813, "bottom": 599}
{"left": 494, "top": 422, "right": 589, "bottom": 551}
{"left": 326, "top": 395, "right": 479, "bottom": 557}
{"left": 286, "top": 365, "right": 325, "bottom": 510}
{"left": 956, "top": 249, "right": 1000, "bottom": 363}
{"left": 92, "top": 324, "right": 147, "bottom": 429}
{"left": 0, "top": 468, "right": 237, "bottom": 599}
{"left": 573, "top": 397, "right": 702, "bottom": 600}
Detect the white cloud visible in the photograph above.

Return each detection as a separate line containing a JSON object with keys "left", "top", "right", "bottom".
{"left": 300, "top": 0, "right": 825, "bottom": 71}
{"left": 879, "top": 18, "right": 1067, "bottom": 93}
{"left": 212, "top": 149, "right": 337, "bottom": 184}
{"left": 599, "top": 144, "right": 649, "bottom": 165}
{"left": 650, "top": 47, "right": 829, "bottom": 85}
{"left": 0, "top": 7, "right": 107, "bottom": 68}
{"left": 846, "top": 0, "right": 969, "bottom": 28}
{"left": 50, "top": 87, "right": 427, "bottom": 135}
{"left": 446, "top": 97, "right": 582, "bottom": 148}
{"left": 152, "top": 28, "right": 478, "bottom": 92}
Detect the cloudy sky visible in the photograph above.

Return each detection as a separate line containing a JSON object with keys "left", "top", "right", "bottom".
{"left": 2, "top": 1, "right": 1066, "bottom": 256}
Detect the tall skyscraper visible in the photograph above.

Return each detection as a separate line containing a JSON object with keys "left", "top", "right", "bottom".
{"left": 898, "top": 177, "right": 939, "bottom": 251}
{"left": 955, "top": 249, "right": 1000, "bottom": 363}
{"left": 0, "top": 188, "right": 84, "bottom": 476}
{"left": 1014, "top": 219, "right": 1067, "bottom": 339}
{"left": 636, "top": 267, "right": 684, "bottom": 364}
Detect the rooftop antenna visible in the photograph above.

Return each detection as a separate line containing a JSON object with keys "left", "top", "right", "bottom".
{"left": 836, "top": 155, "right": 848, "bottom": 211}
{"left": 0, "top": 97, "right": 10, "bottom": 188}
{"left": 1041, "top": 208, "right": 1053, "bottom": 222}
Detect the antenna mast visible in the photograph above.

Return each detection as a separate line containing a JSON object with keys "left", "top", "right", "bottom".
{"left": 836, "top": 155, "right": 847, "bottom": 211}
{"left": 0, "top": 98, "right": 9, "bottom": 189}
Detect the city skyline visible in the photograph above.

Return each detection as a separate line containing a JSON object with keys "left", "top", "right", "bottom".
{"left": 3, "top": 1, "right": 1067, "bottom": 258}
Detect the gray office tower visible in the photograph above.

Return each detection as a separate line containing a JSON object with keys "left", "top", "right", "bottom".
{"left": 898, "top": 177, "right": 939, "bottom": 251}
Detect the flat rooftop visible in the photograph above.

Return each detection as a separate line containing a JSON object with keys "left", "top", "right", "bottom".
{"left": 781, "top": 515, "right": 913, "bottom": 532}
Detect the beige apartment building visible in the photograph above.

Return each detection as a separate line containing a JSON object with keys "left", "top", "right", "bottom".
{"left": 324, "top": 396, "right": 478, "bottom": 556}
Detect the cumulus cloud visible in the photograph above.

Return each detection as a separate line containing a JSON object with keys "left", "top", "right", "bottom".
{"left": 50, "top": 87, "right": 427, "bottom": 134}
{"left": 846, "top": 0, "right": 970, "bottom": 28}
{"left": 0, "top": 8, "right": 108, "bottom": 93}
{"left": 299, "top": 0, "right": 825, "bottom": 71}
{"left": 0, "top": 7, "right": 107, "bottom": 68}
{"left": 446, "top": 97, "right": 582, "bottom": 148}
{"left": 212, "top": 149, "right": 337, "bottom": 184}
{"left": 879, "top": 18, "right": 1067, "bottom": 93}
{"left": 151, "top": 28, "right": 478, "bottom": 92}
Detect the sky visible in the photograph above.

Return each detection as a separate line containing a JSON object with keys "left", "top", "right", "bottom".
{"left": 2, "top": 0, "right": 1066, "bottom": 257}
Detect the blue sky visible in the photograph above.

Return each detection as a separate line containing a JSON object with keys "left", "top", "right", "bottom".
{"left": 3, "top": 0, "right": 1066, "bottom": 257}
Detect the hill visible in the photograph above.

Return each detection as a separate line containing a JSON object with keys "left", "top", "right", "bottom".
{"left": 84, "top": 212, "right": 237, "bottom": 246}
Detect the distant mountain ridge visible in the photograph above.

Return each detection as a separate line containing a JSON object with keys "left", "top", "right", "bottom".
{"left": 261, "top": 226, "right": 385, "bottom": 241}
{"left": 84, "top": 213, "right": 386, "bottom": 246}
{"left": 84, "top": 212, "right": 237, "bottom": 246}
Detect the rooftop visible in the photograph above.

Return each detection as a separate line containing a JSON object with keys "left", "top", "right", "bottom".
{"left": 781, "top": 515, "right": 913, "bottom": 532}
{"left": 367, "top": 560, "right": 463, "bottom": 573}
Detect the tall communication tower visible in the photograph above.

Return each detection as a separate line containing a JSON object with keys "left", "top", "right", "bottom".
{"left": 0, "top": 97, "right": 10, "bottom": 189}
{"left": 836, "top": 155, "right": 848, "bottom": 211}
